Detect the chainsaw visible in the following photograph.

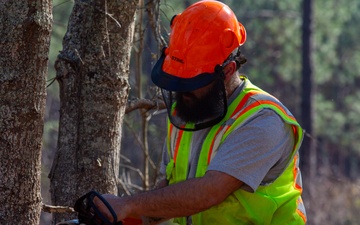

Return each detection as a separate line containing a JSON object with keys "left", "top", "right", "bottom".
{"left": 56, "top": 191, "right": 142, "bottom": 225}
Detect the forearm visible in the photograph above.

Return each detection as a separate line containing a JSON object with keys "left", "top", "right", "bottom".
{"left": 123, "top": 178, "right": 218, "bottom": 219}
{"left": 120, "top": 171, "right": 242, "bottom": 219}
{"left": 141, "top": 178, "right": 170, "bottom": 224}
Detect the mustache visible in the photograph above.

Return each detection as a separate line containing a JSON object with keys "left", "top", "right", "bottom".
{"left": 177, "top": 92, "right": 197, "bottom": 100}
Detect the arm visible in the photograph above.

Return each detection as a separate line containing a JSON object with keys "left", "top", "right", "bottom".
{"left": 100, "top": 170, "right": 243, "bottom": 222}
{"left": 140, "top": 178, "right": 169, "bottom": 225}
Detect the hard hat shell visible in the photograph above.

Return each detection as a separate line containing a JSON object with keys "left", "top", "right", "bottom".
{"left": 151, "top": 0, "right": 246, "bottom": 92}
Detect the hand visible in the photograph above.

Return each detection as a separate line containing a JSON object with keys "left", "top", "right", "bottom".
{"left": 94, "top": 194, "right": 132, "bottom": 223}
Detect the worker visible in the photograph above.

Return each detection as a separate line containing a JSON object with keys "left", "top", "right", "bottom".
{"left": 96, "top": 1, "right": 307, "bottom": 224}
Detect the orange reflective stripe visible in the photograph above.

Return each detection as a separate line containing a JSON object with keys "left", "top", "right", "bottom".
{"left": 168, "top": 122, "right": 173, "bottom": 151}
{"left": 292, "top": 154, "right": 302, "bottom": 191}
{"left": 231, "top": 90, "right": 262, "bottom": 118}
{"left": 297, "top": 208, "right": 307, "bottom": 223}
{"left": 296, "top": 197, "right": 307, "bottom": 223}
{"left": 223, "top": 100, "right": 261, "bottom": 135}
{"left": 207, "top": 128, "right": 223, "bottom": 165}
{"left": 292, "top": 125, "right": 299, "bottom": 151}
{"left": 256, "top": 100, "right": 296, "bottom": 120}
{"left": 173, "top": 129, "right": 184, "bottom": 164}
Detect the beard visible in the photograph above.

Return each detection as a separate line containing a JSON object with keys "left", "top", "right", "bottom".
{"left": 174, "top": 78, "right": 226, "bottom": 123}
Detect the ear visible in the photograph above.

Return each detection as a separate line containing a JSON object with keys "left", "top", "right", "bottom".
{"left": 223, "top": 61, "right": 237, "bottom": 82}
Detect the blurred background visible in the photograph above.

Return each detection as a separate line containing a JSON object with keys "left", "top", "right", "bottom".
{"left": 42, "top": 0, "right": 360, "bottom": 224}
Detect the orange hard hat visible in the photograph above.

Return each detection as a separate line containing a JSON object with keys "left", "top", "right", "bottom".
{"left": 152, "top": 0, "right": 246, "bottom": 91}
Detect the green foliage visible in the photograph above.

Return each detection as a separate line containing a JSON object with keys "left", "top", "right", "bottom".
{"left": 314, "top": 0, "right": 350, "bottom": 84}
{"left": 315, "top": 0, "right": 360, "bottom": 156}
{"left": 228, "top": 0, "right": 302, "bottom": 114}
{"left": 315, "top": 94, "right": 346, "bottom": 143}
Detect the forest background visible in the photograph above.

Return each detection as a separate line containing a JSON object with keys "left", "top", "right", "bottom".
{"left": 39, "top": 0, "right": 360, "bottom": 224}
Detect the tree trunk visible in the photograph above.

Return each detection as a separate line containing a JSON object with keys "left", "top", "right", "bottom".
{"left": 301, "top": 0, "right": 316, "bottom": 180}
{"left": 0, "top": 1, "right": 52, "bottom": 225}
{"left": 49, "top": 0, "right": 138, "bottom": 223}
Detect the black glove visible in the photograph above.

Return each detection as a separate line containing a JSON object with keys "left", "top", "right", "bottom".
{"left": 74, "top": 190, "right": 122, "bottom": 225}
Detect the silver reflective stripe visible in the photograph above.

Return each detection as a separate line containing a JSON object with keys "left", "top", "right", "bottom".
{"left": 170, "top": 124, "right": 177, "bottom": 158}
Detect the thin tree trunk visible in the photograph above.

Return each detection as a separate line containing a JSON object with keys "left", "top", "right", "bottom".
{"left": 0, "top": 1, "right": 52, "bottom": 224}
{"left": 301, "top": 0, "right": 316, "bottom": 180}
{"left": 49, "top": 0, "right": 138, "bottom": 223}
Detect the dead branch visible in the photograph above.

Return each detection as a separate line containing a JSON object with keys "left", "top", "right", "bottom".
{"left": 42, "top": 203, "right": 75, "bottom": 214}
{"left": 125, "top": 98, "right": 165, "bottom": 114}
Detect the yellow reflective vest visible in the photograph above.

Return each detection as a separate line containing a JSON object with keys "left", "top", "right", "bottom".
{"left": 165, "top": 77, "right": 307, "bottom": 225}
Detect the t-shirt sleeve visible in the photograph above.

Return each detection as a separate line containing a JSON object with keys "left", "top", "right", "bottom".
{"left": 207, "top": 108, "right": 294, "bottom": 193}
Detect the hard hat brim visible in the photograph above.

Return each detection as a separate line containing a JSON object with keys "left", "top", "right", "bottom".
{"left": 151, "top": 51, "right": 217, "bottom": 92}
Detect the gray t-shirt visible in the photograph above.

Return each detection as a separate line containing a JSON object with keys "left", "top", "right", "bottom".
{"left": 160, "top": 83, "right": 295, "bottom": 192}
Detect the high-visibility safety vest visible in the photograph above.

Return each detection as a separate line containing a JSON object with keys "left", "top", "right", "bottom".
{"left": 165, "top": 77, "right": 307, "bottom": 225}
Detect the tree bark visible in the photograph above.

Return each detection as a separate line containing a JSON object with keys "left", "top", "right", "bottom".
{"left": 49, "top": 0, "right": 138, "bottom": 223}
{"left": 0, "top": 1, "right": 52, "bottom": 224}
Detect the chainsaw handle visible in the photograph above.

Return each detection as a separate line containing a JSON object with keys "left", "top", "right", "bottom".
{"left": 74, "top": 190, "right": 123, "bottom": 225}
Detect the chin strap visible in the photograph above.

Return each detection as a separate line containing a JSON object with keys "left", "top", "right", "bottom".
{"left": 214, "top": 64, "right": 225, "bottom": 80}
